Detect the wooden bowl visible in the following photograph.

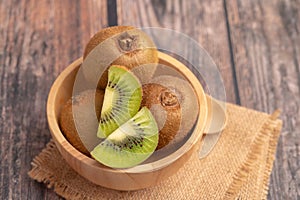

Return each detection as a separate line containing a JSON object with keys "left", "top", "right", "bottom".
{"left": 47, "top": 52, "right": 208, "bottom": 191}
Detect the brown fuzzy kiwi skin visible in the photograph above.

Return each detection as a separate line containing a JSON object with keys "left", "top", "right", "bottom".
{"left": 59, "top": 90, "right": 104, "bottom": 155}
{"left": 83, "top": 26, "right": 135, "bottom": 59}
{"left": 141, "top": 83, "right": 181, "bottom": 150}
{"left": 152, "top": 75, "right": 199, "bottom": 145}
{"left": 83, "top": 26, "right": 158, "bottom": 89}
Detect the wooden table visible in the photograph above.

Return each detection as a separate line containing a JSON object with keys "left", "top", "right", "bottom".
{"left": 0, "top": 0, "right": 299, "bottom": 199}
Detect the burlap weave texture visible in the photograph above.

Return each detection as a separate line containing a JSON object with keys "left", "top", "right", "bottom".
{"left": 28, "top": 103, "right": 282, "bottom": 199}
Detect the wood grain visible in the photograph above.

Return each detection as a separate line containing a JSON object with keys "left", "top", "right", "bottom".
{"left": 225, "top": 0, "right": 300, "bottom": 199}
{"left": 0, "top": 0, "right": 107, "bottom": 199}
{"left": 1, "top": 0, "right": 299, "bottom": 199}
{"left": 117, "top": 0, "right": 238, "bottom": 103}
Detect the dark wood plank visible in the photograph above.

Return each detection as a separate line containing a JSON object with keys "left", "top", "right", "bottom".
{"left": 117, "top": 0, "right": 238, "bottom": 103}
{"left": 225, "top": 0, "right": 300, "bottom": 199}
{"left": 0, "top": 0, "right": 107, "bottom": 199}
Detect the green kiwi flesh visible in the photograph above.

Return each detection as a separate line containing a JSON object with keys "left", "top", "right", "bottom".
{"left": 91, "top": 107, "right": 158, "bottom": 168}
{"left": 97, "top": 65, "right": 142, "bottom": 138}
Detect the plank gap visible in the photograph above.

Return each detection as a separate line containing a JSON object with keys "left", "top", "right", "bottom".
{"left": 223, "top": 0, "right": 241, "bottom": 105}
{"left": 107, "top": 0, "right": 118, "bottom": 26}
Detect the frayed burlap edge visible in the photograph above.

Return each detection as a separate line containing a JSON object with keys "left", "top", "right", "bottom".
{"left": 28, "top": 105, "right": 283, "bottom": 200}
{"left": 28, "top": 142, "right": 89, "bottom": 200}
{"left": 224, "top": 110, "right": 282, "bottom": 199}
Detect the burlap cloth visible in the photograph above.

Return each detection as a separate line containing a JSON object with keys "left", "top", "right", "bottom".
{"left": 28, "top": 103, "right": 282, "bottom": 199}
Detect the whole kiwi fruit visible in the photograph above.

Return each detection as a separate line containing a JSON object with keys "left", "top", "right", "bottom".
{"left": 141, "top": 83, "right": 181, "bottom": 149}
{"left": 59, "top": 89, "right": 104, "bottom": 155}
{"left": 142, "top": 75, "right": 199, "bottom": 150}
{"left": 83, "top": 26, "right": 158, "bottom": 88}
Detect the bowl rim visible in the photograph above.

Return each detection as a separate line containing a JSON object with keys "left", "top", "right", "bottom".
{"left": 47, "top": 51, "right": 208, "bottom": 173}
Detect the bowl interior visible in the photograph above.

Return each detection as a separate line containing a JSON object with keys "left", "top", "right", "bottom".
{"left": 47, "top": 52, "right": 207, "bottom": 173}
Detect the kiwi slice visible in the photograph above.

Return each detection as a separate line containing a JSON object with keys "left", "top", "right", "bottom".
{"left": 59, "top": 89, "right": 104, "bottom": 155}
{"left": 141, "top": 83, "right": 181, "bottom": 150}
{"left": 97, "top": 65, "right": 142, "bottom": 138}
{"left": 91, "top": 107, "right": 158, "bottom": 168}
